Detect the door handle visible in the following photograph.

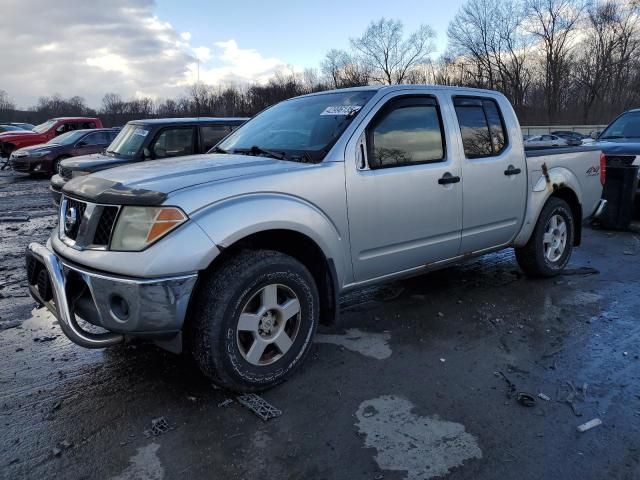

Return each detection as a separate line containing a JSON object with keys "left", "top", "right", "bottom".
{"left": 438, "top": 173, "right": 461, "bottom": 185}
{"left": 504, "top": 166, "right": 521, "bottom": 176}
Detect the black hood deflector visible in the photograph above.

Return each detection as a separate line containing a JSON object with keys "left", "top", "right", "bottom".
{"left": 62, "top": 176, "right": 167, "bottom": 206}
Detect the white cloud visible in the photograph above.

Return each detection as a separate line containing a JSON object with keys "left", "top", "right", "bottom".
{"left": 192, "top": 39, "right": 293, "bottom": 87}
{"left": 192, "top": 46, "right": 212, "bottom": 62}
{"left": 86, "top": 51, "right": 132, "bottom": 75}
{"left": 0, "top": 0, "right": 300, "bottom": 108}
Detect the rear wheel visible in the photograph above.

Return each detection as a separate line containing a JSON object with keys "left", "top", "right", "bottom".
{"left": 515, "top": 197, "right": 575, "bottom": 277}
{"left": 191, "top": 250, "right": 319, "bottom": 392}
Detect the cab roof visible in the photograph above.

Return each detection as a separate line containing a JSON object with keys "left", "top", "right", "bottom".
{"left": 128, "top": 117, "right": 249, "bottom": 126}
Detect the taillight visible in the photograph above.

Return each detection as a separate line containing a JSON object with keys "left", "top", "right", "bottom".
{"left": 599, "top": 152, "right": 606, "bottom": 186}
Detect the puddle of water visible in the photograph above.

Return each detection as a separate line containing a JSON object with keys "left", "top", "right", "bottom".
{"left": 111, "top": 443, "right": 164, "bottom": 480}
{"left": 0, "top": 307, "right": 106, "bottom": 401}
{"left": 559, "top": 291, "right": 603, "bottom": 306}
{"left": 315, "top": 328, "right": 392, "bottom": 360}
{"left": 355, "top": 395, "right": 482, "bottom": 480}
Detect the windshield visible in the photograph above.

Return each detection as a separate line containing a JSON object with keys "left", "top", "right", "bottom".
{"left": 33, "top": 120, "right": 57, "bottom": 133}
{"left": 600, "top": 111, "right": 640, "bottom": 139}
{"left": 47, "top": 130, "right": 86, "bottom": 145}
{"left": 106, "top": 123, "right": 150, "bottom": 157}
{"left": 218, "top": 90, "right": 376, "bottom": 161}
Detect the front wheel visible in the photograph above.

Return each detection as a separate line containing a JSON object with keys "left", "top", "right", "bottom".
{"left": 191, "top": 250, "right": 319, "bottom": 392}
{"left": 515, "top": 197, "right": 575, "bottom": 277}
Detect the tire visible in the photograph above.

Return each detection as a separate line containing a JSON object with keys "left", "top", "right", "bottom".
{"left": 50, "top": 155, "right": 68, "bottom": 178}
{"left": 515, "top": 197, "right": 575, "bottom": 277}
{"left": 191, "top": 249, "right": 319, "bottom": 392}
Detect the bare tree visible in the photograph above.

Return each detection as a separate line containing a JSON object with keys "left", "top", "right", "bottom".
{"left": 526, "top": 0, "right": 584, "bottom": 121}
{"left": 321, "top": 49, "right": 370, "bottom": 87}
{"left": 448, "top": 0, "right": 500, "bottom": 88}
{"left": 351, "top": 18, "right": 436, "bottom": 84}
{"left": 0, "top": 90, "right": 15, "bottom": 113}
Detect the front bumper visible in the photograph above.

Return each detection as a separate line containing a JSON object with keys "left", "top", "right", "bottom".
{"left": 9, "top": 156, "right": 34, "bottom": 172}
{"left": 26, "top": 242, "right": 198, "bottom": 351}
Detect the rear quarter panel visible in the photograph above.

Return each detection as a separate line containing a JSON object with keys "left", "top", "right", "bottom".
{"left": 514, "top": 147, "right": 602, "bottom": 247}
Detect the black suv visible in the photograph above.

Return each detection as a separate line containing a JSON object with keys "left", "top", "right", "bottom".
{"left": 51, "top": 117, "right": 248, "bottom": 205}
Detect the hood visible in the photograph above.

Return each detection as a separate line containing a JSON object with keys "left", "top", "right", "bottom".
{"left": 595, "top": 139, "right": 640, "bottom": 156}
{"left": 0, "top": 130, "right": 41, "bottom": 140}
{"left": 14, "top": 142, "right": 60, "bottom": 154}
{"left": 63, "top": 154, "right": 311, "bottom": 205}
{"left": 61, "top": 152, "right": 127, "bottom": 170}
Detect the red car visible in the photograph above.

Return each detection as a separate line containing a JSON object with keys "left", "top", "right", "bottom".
{"left": 0, "top": 117, "right": 103, "bottom": 158}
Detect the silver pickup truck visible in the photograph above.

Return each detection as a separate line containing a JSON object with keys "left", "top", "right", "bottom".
{"left": 26, "top": 85, "right": 605, "bottom": 391}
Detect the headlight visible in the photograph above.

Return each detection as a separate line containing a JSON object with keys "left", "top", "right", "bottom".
{"left": 31, "top": 150, "right": 51, "bottom": 157}
{"left": 110, "top": 206, "right": 188, "bottom": 251}
{"left": 71, "top": 170, "right": 90, "bottom": 178}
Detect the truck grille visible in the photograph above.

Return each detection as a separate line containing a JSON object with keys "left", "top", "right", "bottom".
{"left": 64, "top": 198, "right": 87, "bottom": 240}
{"left": 60, "top": 197, "right": 120, "bottom": 249}
{"left": 60, "top": 167, "right": 73, "bottom": 180}
{"left": 605, "top": 155, "right": 635, "bottom": 166}
{"left": 93, "top": 206, "right": 119, "bottom": 245}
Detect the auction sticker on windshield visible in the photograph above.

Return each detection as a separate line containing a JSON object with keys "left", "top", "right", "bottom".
{"left": 321, "top": 106, "right": 362, "bottom": 116}
{"left": 134, "top": 128, "right": 149, "bottom": 136}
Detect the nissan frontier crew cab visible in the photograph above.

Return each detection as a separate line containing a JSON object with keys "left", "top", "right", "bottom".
{"left": 26, "top": 86, "right": 605, "bottom": 392}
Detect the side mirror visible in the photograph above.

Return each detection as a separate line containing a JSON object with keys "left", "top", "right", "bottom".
{"left": 143, "top": 147, "right": 152, "bottom": 159}
{"left": 590, "top": 131, "right": 600, "bottom": 140}
{"left": 76, "top": 141, "right": 87, "bottom": 148}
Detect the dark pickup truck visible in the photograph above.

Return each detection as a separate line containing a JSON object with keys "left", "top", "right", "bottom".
{"left": 51, "top": 117, "right": 248, "bottom": 205}
{"left": 9, "top": 128, "right": 120, "bottom": 176}
{"left": 595, "top": 109, "right": 640, "bottom": 196}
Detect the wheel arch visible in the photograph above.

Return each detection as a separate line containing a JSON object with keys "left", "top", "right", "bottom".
{"left": 550, "top": 187, "right": 582, "bottom": 246}
{"left": 202, "top": 229, "right": 339, "bottom": 326}
{"left": 514, "top": 166, "right": 583, "bottom": 247}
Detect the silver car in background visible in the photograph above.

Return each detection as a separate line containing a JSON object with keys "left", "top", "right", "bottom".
{"left": 524, "top": 134, "right": 569, "bottom": 148}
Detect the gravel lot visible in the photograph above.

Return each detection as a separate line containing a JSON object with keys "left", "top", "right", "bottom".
{"left": 1, "top": 171, "right": 640, "bottom": 480}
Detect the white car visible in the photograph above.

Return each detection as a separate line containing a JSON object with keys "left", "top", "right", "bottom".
{"left": 524, "top": 134, "right": 568, "bottom": 148}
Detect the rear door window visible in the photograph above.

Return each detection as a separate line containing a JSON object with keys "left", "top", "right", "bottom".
{"left": 453, "top": 97, "right": 508, "bottom": 158}
{"left": 200, "top": 125, "right": 232, "bottom": 152}
{"left": 152, "top": 127, "right": 195, "bottom": 158}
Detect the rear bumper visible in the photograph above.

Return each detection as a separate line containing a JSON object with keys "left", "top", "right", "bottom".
{"left": 26, "top": 242, "right": 198, "bottom": 350}
{"left": 594, "top": 198, "right": 608, "bottom": 218}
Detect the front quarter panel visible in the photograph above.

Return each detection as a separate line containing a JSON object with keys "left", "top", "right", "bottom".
{"left": 191, "top": 193, "right": 350, "bottom": 288}
{"left": 51, "top": 219, "right": 219, "bottom": 277}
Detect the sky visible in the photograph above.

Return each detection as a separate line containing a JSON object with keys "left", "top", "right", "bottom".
{"left": 0, "top": 0, "right": 465, "bottom": 109}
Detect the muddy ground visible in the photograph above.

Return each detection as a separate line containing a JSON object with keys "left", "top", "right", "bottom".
{"left": 1, "top": 171, "right": 640, "bottom": 480}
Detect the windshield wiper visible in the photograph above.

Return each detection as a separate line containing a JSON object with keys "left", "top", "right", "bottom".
{"left": 600, "top": 135, "right": 627, "bottom": 139}
{"left": 210, "top": 146, "right": 229, "bottom": 154}
{"left": 234, "top": 146, "right": 287, "bottom": 160}
{"left": 290, "top": 150, "right": 321, "bottom": 164}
